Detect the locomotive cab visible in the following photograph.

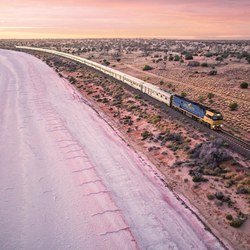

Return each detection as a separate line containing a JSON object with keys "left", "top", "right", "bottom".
{"left": 203, "top": 110, "right": 223, "bottom": 129}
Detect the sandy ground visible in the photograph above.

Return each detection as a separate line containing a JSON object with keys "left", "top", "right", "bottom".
{"left": 0, "top": 49, "right": 227, "bottom": 249}
{"left": 27, "top": 51, "right": 250, "bottom": 249}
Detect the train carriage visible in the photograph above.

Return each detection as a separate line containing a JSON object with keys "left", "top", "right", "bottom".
{"left": 142, "top": 82, "right": 173, "bottom": 106}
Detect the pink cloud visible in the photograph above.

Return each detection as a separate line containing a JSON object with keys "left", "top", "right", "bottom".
{"left": 0, "top": 0, "right": 249, "bottom": 39}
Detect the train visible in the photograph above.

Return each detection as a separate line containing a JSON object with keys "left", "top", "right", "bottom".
{"left": 16, "top": 46, "right": 223, "bottom": 130}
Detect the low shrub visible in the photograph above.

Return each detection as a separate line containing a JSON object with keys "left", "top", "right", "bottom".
{"left": 208, "top": 93, "right": 215, "bottom": 99}
{"left": 201, "top": 62, "right": 208, "bottom": 67}
{"left": 169, "top": 55, "right": 174, "bottom": 61}
{"left": 141, "top": 131, "right": 152, "bottom": 140}
{"left": 229, "top": 102, "right": 238, "bottom": 111}
{"left": 69, "top": 76, "right": 76, "bottom": 84}
{"left": 192, "top": 175, "right": 208, "bottom": 183}
{"left": 230, "top": 216, "right": 247, "bottom": 228}
{"left": 174, "top": 55, "right": 180, "bottom": 61}
{"left": 215, "top": 191, "right": 224, "bottom": 200}
{"left": 205, "top": 52, "right": 213, "bottom": 57}
{"left": 166, "top": 133, "right": 184, "bottom": 144}
{"left": 198, "top": 96, "right": 205, "bottom": 103}
{"left": 226, "top": 214, "right": 233, "bottom": 220}
{"left": 143, "top": 65, "right": 153, "bottom": 71}
{"left": 236, "top": 186, "right": 249, "bottom": 194}
{"left": 185, "top": 53, "right": 193, "bottom": 60}
{"left": 207, "top": 194, "right": 215, "bottom": 200}
{"left": 134, "top": 94, "right": 142, "bottom": 99}
{"left": 103, "top": 59, "right": 110, "bottom": 66}
{"left": 215, "top": 200, "right": 223, "bottom": 207}
{"left": 240, "top": 82, "right": 248, "bottom": 89}
{"left": 181, "top": 92, "right": 187, "bottom": 98}
{"left": 208, "top": 70, "right": 217, "bottom": 76}
{"left": 216, "top": 56, "right": 223, "bottom": 61}
{"left": 150, "top": 115, "right": 162, "bottom": 124}
{"left": 187, "top": 61, "right": 200, "bottom": 67}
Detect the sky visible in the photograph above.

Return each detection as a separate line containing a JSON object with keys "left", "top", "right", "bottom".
{"left": 0, "top": 0, "right": 250, "bottom": 39}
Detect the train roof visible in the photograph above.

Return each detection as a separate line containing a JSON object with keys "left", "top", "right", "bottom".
{"left": 16, "top": 46, "right": 178, "bottom": 99}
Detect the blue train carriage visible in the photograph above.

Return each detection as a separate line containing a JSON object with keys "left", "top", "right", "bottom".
{"left": 172, "top": 95, "right": 223, "bottom": 129}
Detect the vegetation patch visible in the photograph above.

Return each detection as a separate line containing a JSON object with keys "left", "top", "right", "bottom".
{"left": 240, "top": 82, "right": 248, "bottom": 89}
{"left": 229, "top": 102, "right": 238, "bottom": 111}
{"left": 143, "top": 65, "right": 153, "bottom": 71}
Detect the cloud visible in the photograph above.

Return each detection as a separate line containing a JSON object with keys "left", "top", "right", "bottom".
{"left": 0, "top": 26, "right": 54, "bottom": 29}
{"left": 0, "top": 0, "right": 249, "bottom": 39}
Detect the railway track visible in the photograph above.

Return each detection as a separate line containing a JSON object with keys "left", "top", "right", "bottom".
{"left": 16, "top": 47, "right": 250, "bottom": 160}
{"left": 218, "top": 130, "right": 250, "bottom": 157}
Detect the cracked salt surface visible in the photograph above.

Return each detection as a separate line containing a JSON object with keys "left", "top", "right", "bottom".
{"left": 0, "top": 49, "right": 225, "bottom": 250}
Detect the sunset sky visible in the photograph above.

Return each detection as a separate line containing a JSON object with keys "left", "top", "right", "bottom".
{"left": 0, "top": 0, "right": 250, "bottom": 39}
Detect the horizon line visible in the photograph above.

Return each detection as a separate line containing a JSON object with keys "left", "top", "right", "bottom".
{"left": 1, "top": 37, "right": 250, "bottom": 41}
